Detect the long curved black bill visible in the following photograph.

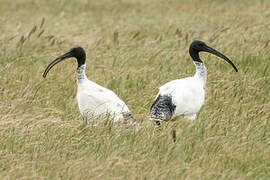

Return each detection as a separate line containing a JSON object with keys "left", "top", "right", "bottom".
{"left": 204, "top": 46, "right": 238, "bottom": 72}
{"left": 43, "top": 51, "right": 73, "bottom": 78}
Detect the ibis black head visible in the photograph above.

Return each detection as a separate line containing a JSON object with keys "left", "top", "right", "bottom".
{"left": 43, "top": 46, "right": 86, "bottom": 78}
{"left": 189, "top": 40, "right": 238, "bottom": 72}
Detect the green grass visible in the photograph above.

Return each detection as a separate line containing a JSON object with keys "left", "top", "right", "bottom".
{"left": 0, "top": 0, "right": 269, "bottom": 179}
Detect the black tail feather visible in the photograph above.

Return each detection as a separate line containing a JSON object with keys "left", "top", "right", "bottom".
{"left": 149, "top": 94, "right": 176, "bottom": 123}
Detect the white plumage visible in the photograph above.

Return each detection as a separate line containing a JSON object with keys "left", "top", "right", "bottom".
{"left": 43, "top": 46, "right": 132, "bottom": 122}
{"left": 76, "top": 65, "right": 130, "bottom": 121}
{"left": 157, "top": 67, "right": 205, "bottom": 120}
{"left": 149, "top": 40, "right": 238, "bottom": 124}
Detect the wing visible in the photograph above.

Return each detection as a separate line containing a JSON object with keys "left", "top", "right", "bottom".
{"left": 155, "top": 77, "right": 204, "bottom": 118}
{"left": 149, "top": 77, "right": 202, "bottom": 123}
{"left": 149, "top": 79, "right": 182, "bottom": 122}
{"left": 77, "top": 81, "right": 130, "bottom": 119}
{"left": 149, "top": 93, "right": 176, "bottom": 123}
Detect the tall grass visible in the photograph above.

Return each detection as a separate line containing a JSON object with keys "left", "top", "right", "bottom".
{"left": 0, "top": 0, "right": 269, "bottom": 179}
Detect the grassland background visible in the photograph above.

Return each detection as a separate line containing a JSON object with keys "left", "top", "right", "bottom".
{"left": 0, "top": 0, "right": 269, "bottom": 179}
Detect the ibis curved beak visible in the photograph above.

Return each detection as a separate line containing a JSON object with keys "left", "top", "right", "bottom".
{"left": 43, "top": 51, "right": 73, "bottom": 78}
{"left": 203, "top": 45, "right": 238, "bottom": 72}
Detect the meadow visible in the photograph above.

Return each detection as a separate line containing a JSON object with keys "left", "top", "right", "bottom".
{"left": 0, "top": 0, "right": 269, "bottom": 179}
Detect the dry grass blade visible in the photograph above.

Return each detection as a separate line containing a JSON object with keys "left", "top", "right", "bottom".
{"left": 131, "top": 31, "right": 140, "bottom": 40}
{"left": 171, "top": 129, "right": 176, "bottom": 142}
{"left": 37, "top": 29, "right": 45, "bottom": 38}
{"left": 264, "top": 39, "right": 270, "bottom": 48}
{"left": 209, "top": 30, "right": 219, "bottom": 43}
{"left": 45, "top": 35, "right": 54, "bottom": 41}
{"left": 175, "top": 27, "right": 182, "bottom": 38}
{"left": 21, "top": 85, "right": 30, "bottom": 97}
{"left": 18, "top": 35, "right": 26, "bottom": 45}
{"left": 40, "top": 17, "right": 45, "bottom": 29}
{"left": 220, "top": 26, "right": 230, "bottom": 32}
{"left": 51, "top": 38, "right": 56, "bottom": 45}
{"left": 8, "top": 35, "right": 17, "bottom": 41}
{"left": 113, "top": 30, "right": 119, "bottom": 46}
{"left": 27, "top": 25, "right": 37, "bottom": 39}
{"left": 185, "top": 33, "right": 189, "bottom": 45}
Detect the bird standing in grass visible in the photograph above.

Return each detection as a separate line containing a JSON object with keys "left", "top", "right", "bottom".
{"left": 43, "top": 46, "right": 135, "bottom": 123}
{"left": 149, "top": 40, "right": 238, "bottom": 125}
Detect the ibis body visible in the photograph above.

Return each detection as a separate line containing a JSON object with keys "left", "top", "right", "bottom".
{"left": 43, "top": 47, "right": 132, "bottom": 122}
{"left": 149, "top": 40, "right": 238, "bottom": 124}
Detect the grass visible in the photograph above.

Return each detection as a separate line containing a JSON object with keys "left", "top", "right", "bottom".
{"left": 0, "top": 0, "right": 269, "bottom": 179}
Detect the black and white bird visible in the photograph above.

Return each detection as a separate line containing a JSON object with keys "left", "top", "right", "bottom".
{"left": 43, "top": 46, "right": 133, "bottom": 123}
{"left": 149, "top": 40, "right": 238, "bottom": 125}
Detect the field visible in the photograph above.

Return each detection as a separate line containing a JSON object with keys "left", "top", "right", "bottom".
{"left": 0, "top": 0, "right": 269, "bottom": 179}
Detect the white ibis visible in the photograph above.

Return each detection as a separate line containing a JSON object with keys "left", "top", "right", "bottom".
{"left": 43, "top": 46, "right": 134, "bottom": 123}
{"left": 149, "top": 40, "right": 238, "bottom": 125}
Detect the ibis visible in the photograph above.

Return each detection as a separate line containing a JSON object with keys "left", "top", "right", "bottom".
{"left": 43, "top": 46, "right": 134, "bottom": 123}
{"left": 149, "top": 40, "right": 238, "bottom": 125}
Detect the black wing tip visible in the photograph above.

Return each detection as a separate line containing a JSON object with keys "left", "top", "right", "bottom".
{"left": 149, "top": 94, "right": 176, "bottom": 122}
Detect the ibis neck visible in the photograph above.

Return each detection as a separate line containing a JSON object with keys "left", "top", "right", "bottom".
{"left": 189, "top": 48, "right": 202, "bottom": 63}
{"left": 77, "top": 64, "right": 87, "bottom": 84}
{"left": 194, "top": 61, "right": 207, "bottom": 86}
